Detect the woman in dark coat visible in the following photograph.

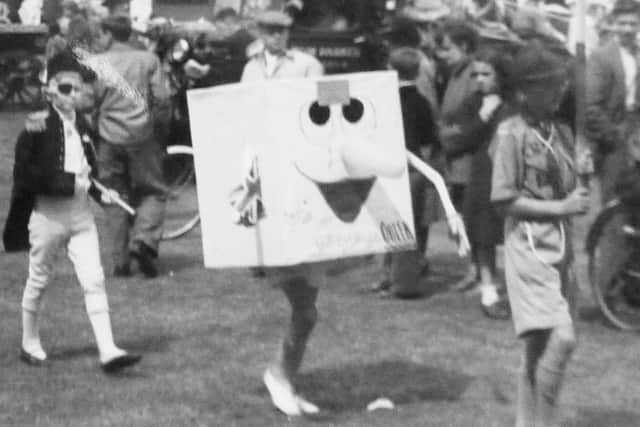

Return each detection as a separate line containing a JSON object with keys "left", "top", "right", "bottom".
{"left": 462, "top": 46, "right": 513, "bottom": 319}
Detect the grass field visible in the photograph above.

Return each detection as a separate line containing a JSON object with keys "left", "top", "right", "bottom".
{"left": 1, "top": 111, "right": 640, "bottom": 427}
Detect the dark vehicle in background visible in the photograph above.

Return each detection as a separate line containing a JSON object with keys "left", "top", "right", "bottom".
{"left": 0, "top": 24, "right": 46, "bottom": 109}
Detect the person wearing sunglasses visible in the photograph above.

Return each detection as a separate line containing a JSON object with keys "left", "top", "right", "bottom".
{"left": 3, "top": 51, "right": 142, "bottom": 374}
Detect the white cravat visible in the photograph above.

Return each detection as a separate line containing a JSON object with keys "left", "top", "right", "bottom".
{"left": 53, "top": 106, "right": 87, "bottom": 175}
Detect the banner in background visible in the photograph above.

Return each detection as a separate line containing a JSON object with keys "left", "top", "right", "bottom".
{"left": 187, "top": 71, "right": 416, "bottom": 268}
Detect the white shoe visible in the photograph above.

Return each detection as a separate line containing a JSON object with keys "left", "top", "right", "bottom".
{"left": 296, "top": 396, "right": 319, "bottom": 415}
{"left": 263, "top": 369, "right": 320, "bottom": 416}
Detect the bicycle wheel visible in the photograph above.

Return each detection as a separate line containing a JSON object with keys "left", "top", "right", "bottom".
{"left": 587, "top": 200, "right": 640, "bottom": 331}
{"left": 162, "top": 145, "right": 200, "bottom": 240}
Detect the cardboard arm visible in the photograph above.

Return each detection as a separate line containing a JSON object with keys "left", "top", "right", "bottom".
{"left": 406, "top": 151, "right": 470, "bottom": 256}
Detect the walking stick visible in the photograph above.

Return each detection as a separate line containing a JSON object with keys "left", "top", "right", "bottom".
{"left": 91, "top": 179, "right": 137, "bottom": 216}
{"left": 574, "top": 0, "right": 594, "bottom": 188}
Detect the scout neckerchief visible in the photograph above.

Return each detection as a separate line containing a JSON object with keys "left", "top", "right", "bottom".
{"left": 526, "top": 123, "right": 574, "bottom": 266}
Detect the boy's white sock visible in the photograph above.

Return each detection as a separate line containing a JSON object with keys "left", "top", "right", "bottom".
{"left": 22, "top": 309, "right": 47, "bottom": 360}
{"left": 480, "top": 283, "right": 500, "bottom": 306}
{"left": 87, "top": 311, "right": 126, "bottom": 364}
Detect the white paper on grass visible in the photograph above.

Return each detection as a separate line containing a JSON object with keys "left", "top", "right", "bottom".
{"left": 187, "top": 71, "right": 416, "bottom": 268}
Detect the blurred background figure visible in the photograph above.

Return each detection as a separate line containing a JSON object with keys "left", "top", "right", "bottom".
{"left": 384, "top": 16, "right": 439, "bottom": 118}
{"left": 93, "top": 15, "right": 170, "bottom": 278}
{"left": 374, "top": 46, "right": 439, "bottom": 298}
{"left": 464, "top": 45, "right": 511, "bottom": 319}
{"left": 586, "top": 0, "right": 640, "bottom": 299}
{"left": 509, "top": 0, "right": 566, "bottom": 42}
{"left": 284, "top": 0, "right": 375, "bottom": 31}
{"left": 435, "top": 19, "right": 487, "bottom": 292}
{"left": 17, "top": 0, "right": 43, "bottom": 25}
{"left": 103, "top": 0, "right": 130, "bottom": 17}
{"left": 566, "top": 0, "right": 611, "bottom": 56}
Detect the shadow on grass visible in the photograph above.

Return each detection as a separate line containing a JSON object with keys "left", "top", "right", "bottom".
{"left": 157, "top": 251, "right": 204, "bottom": 275}
{"left": 52, "top": 332, "right": 177, "bottom": 361}
{"left": 566, "top": 407, "right": 640, "bottom": 427}
{"left": 326, "top": 255, "right": 377, "bottom": 277}
{"left": 577, "top": 305, "right": 608, "bottom": 326}
{"left": 297, "top": 359, "right": 473, "bottom": 414}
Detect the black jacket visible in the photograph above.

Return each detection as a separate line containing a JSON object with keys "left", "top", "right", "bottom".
{"left": 399, "top": 85, "right": 439, "bottom": 157}
{"left": 3, "top": 106, "right": 101, "bottom": 252}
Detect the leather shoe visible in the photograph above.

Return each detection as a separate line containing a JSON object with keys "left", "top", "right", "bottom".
{"left": 251, "top": 267, "right": 266, "bottom": 278}
{"left": 130, "top": 242, "right": 158, "bottom": 278}
{"left": 113, "top": 264, "right": 132, "bottom": 278}
{"left": 101, "top": 353, "right": 142, "bottom": 374}
{"left": 481, "top": 299, "right": 511, "bottom": 320}
{"left": 20, "top": 348, "right": 48, "bottom": 366}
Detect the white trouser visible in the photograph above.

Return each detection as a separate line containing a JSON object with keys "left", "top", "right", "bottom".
{"left": 22, "top": 199, "right": 108, "bottom": 316}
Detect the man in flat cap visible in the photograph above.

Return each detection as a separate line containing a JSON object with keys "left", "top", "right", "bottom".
{"left": 242, "top": 9, "right": 323, "bottom": 80}
{"left": 241, "top": 8, "right": 324, "bottom": 418}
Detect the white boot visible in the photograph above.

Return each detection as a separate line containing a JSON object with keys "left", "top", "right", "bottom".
{"left": 22, "top": 309, "right": 47, "bottom": 361}
{"left": 87, "top": 311, "right": 126, "bottom": 364}
{"left": 263, "top": 369, "right": 319, "bottom": 416}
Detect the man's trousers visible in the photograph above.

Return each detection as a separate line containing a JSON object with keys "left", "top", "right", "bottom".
{"left": 97, "top": 140, "right": 167, "bottom": 269}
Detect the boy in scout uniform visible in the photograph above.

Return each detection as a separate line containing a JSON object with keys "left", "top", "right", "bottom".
{"left": 490, "top": 44, "right": 590, "bottom": 427}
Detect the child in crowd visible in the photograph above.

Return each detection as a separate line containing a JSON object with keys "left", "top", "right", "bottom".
{"left": 490, "top": 43, "right": 589, "bottom": 427}
{"left": 375, "top": 46, "right": 439, "bottom": 298}
{"left": 464, "top": 46, "right": 512, "bottom": 319}
{"left": 2, "top": 51, "right": 141, "bottom": 373}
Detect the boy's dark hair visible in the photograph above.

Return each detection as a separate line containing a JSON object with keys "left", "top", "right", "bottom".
{"left": 46, "top": 50, "right": 84, "bottom": 82}
{"left": 612, "top": 0, "right": 640, "bottom": 16}
{"left": 509, "top": 42, "right": 568, "bottom": 91}
{"left": 473, "top": 46, "right": 513, "bottom": 94}
{"left": 385, "top": 17, "right": 422, "bottom": 48}
{"left": 103, "top": 0, "right": 129, "bottom": 10}
{"left": 215, "top": 7, "right": 238, "bottom": 21}
{"left": 437, "top": 19, "right": 479, "bottom": 53}
{"left": 388, "top": 47, "right": 422, "bottom": 81}
{"left": 48, "top": 21, "right": 61, "bottom": 37}
{"left": 101, "top": 15, "right": 132, "bottom": 42}
{"left": 47, "top": 50, "right": 96, "bottom": 83}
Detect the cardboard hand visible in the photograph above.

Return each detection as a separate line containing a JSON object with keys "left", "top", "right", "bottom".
{"left": 447, "top": 213, "right": 470, "bottom": 257}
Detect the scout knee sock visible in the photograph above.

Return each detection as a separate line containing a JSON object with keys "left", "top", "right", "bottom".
{"left": 516, "top": 363, "right": 535, "bottom": 427}
{"left": 480, "top": 283, "right": 500, "bottom": 306}
{"left": 535, "top": 328, "right": 576, "bottom": 427}
{"left": 22, "top": 281, "right": 47, "bottom": 359}
{"left": 84, "top": 289, "right": 125, "bottom": 363}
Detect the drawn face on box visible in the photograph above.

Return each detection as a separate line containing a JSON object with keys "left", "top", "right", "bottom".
{"left": 187, "top": 71, "right": 415, "bottom": 267}
{"left": 292, "top": 80, "right": 406, "bottom": 222}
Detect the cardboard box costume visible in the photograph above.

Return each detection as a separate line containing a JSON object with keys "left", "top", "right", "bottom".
{"left": 187, "top": 71, "right": 417, "bottom": 268}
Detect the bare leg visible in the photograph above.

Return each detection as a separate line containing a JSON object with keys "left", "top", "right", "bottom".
{"left": 452, "top": 246, "right": 479, "bottom": 292}
{"left": 517, "top": 330, "right": 549, "bottom": 427}
{"left": 275, "top": 277, "right": 318, "bottom": 380}
{"left": 264, "top": 274, "right": 319, "bottom": 416}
